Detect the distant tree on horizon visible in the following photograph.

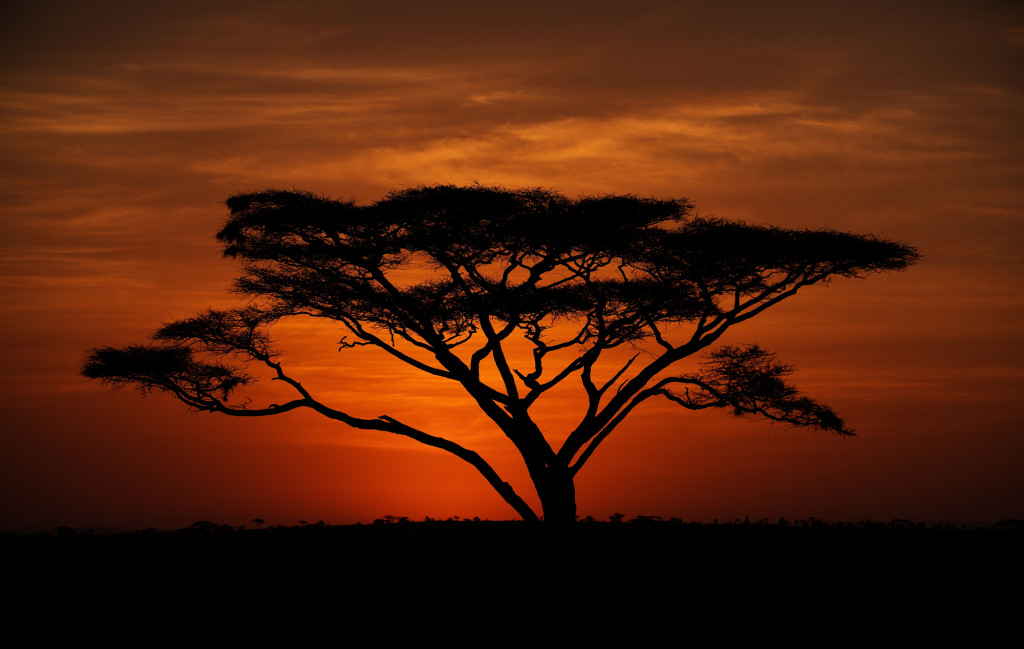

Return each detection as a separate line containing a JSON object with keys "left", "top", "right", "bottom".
{"left": 83, "top": 184, "right": 917, "bottom": 546}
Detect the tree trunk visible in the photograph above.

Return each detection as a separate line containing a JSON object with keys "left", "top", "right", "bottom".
{"left": 539, "top": 469, "right": 577, "bottom": 526}
{"left": 536, "top": 467, "right": 577, "bottom": 574}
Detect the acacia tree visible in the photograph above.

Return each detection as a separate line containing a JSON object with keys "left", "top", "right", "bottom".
{"left": 83, "top": 185, "right": 918, "bottom": 528}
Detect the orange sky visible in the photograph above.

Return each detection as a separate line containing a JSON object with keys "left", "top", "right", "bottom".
{"left": 2, "top": 0, "right": 1022, "bottom": 530}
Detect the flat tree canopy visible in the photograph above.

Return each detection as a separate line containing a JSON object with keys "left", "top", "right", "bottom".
{"left": 83, "top": 185, "right": 918, "bottom": 526}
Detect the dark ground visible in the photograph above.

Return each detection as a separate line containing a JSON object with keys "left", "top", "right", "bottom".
{"left": 5, "top": 518, "right": 1020, "bottom": 637}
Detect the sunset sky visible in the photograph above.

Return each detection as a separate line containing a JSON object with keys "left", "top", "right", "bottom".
{"left": 2, "top": 0, "right": 1022, "bottom": 531}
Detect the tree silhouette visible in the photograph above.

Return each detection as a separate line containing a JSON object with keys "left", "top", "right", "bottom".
{"left": 82, "top": 185, "right": 918, "bottom": 532}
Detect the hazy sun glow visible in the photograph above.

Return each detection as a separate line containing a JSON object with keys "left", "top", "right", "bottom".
{"left": 1, "top": 0, "right": 1021, "bottom": 530}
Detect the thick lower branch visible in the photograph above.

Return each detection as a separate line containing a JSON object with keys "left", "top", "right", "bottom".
{"left": 205, "top": 397, "right": 539, "bottom": 523}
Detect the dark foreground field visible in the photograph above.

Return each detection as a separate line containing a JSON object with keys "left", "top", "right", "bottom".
{"left": 5, "top": 519, "right": 1020, "bottom": 636}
